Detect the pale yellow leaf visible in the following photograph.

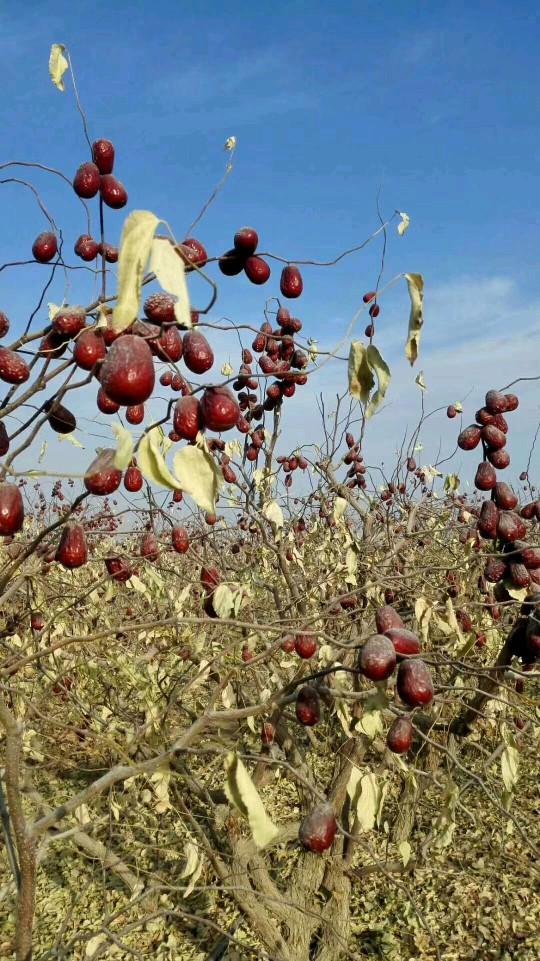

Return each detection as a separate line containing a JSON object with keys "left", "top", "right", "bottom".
{"left": 213, "top": 584, "right": 234, "bottom": 619}
{"left": 224, "top": 752, "right": 279, "bottom": 849}
{"left": 405, "top": 272, "right": 424, "bottom": 366}
{"left": 365, "top": 345, "right": 390, "bottom": 418}
{"left": 139, "top": 428, "right": 181, "bottom": 490}
{"left": 111, "top": 424, "right": 134, "bottom": 470}
{"left": 49, "top": 44, "right": 69, "bottom": 92}
{"left": 263, "top": 500, "right": 284, "bottom": 530}
{"left": 399, "top": 840, "right": 412, "bottom": 866}
{"left": 348, "top": 340, "right": 373, "bottom": 404}
{"left": 149, "top": 236, "right": 191, "bottom": 328}
{"left": 173, "top": 439, "right": 223, "bottom": 514}
{"left": 397, "top": 211, "right": 410, "bottom": 236}
{"left": 112, "top": 211, "right": 160, "bottom": 332}
{"left": 415, "top": 370, "right": 427, "bottom": 390}
{"left": 333, "top": 496, "right": 348, "bottom": 522}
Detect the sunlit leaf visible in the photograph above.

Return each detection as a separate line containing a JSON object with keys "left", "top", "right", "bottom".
{"left": 49, "top": 44, "right": 69, "bottom": 91}
{"left": 58, "top": 433, "right": 84, "bottom": 448}
{"left": 397, "top": 211, "right": 410, "bottom": 236}
{"left": 415, "top": 370, "right": 427, "bottom": 390}
{"left": 150, "top": 236, "right": 191, "bottom": 328}
{"left": 173, "top": 438, "right": 223, "bottom": 514}
{"left": 139, "top": 428, "right": 181, "bottom": 490}
{"left": 112, "top": 211, "right": 160, "bottom": 333}
{"left": 405, "top": 272, "right": 424, "bottom": 366}
{"left": 263, "top": 500, "right": 284, "bottom": 530}
{"left": 224, "top": 752, "right": 279, "bottom": 849}
{"left": 365, "top": 345, "right": 391, "bottom": 418}
{"left": 213, "top": 583, "right": 234, "bottom": 619}
{"left": 348, "top": 340, "right": 373, "bottom": 405}
{"left": 333, "top": 496, "right": 348, "bottom": 522}
{"left": 111, "top": 424, "right": 134, "bottom": 470}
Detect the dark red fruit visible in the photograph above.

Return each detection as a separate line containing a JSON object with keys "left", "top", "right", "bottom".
{"left": 261, "top": 721, "right": 275, "bottom": 745}
{"left": 447, "top": 405, "right": 457, "bottom": 418}
{"left": 281, "top": 635, "right": 295, "bottom": 653}
{"left": 74, "top": 234, "right": 100, "bottom": 261}
{"left": 492, "top": 413, "right": 508, "bottom": 434}
{"left": 160, "top": 370, "right": 173, "bottom": 387}
{"left": 478, "top": 500, "right": 499, "bottom": 539}
{"left": 52, "top": 306, "right": 86, "bottom": 339}
{"left": 359, "top": 634, "right": 397, "bottom": 680}
{"left": 100, "top": 243, "right": 118, "bottom": 263}
{"left": 200, "top": 566, "right": 221, "bottom": 593}
{"left": 375, "top": 605, "right": 404, "bottom": 634}
{"left": 45, "top": 401, "right": 77, "bottom": 434}
{"left": 384, "top": 627, "right": 421, "bottom": 656}
{"left": 97, "top": 388, "right": 120, "bottom": 414}
{"left": 244, "top": 256, "right": 270, "bottom": 285}
{"left": 73, "top": 162, "right": 101, "bottom": 198}
{"left": 488, "top": 449, "right": 510, "bottom": 469}
{"left": 521, "top": 547, "right": 540, "bottom": 570}
{"left": 200, "top": 387, "right": 239, "bottom": 432}
{"left": 0, "top": 422, "right": 9, "bottom": 456}
{"left": 0, "top": 483, "right": 24, "bottom": 535}
{"left": 0, "top": 347, "right": 30, "bottom": 384}
{"left": 126, "top": 404, "right": 144, "bottom": 425}
{"left": 183, "top": 330, "right": 214, "bottom": 374}
{"left": 100, "top": 174, "right": 127, "bottom": 208}
{"left": 475, "top": 407, "right": 494, "bottom": 426}
{"left": 73, "top": 330, "right": 106, "bottom": 370}
{"left": 295, "top": 685, "right": 320, "bottom": 726}
{"left": 386, "top": 716, "right": 413, "bottom": 754}
{"left": 173, "top": 396, "right": 203, "bottom": 440}
{"left": 458, "top": 425, "right": 481, "bottom": 451}
{"left": 32, "top": 232, "right": 57, "bottom": 263}
{"left": 485, "top": 389, "right": 508, "bottom": 414}
{"left": 0, "top": 312, "right": 10, "bottom": 338}
{"left": 396, "top": 659, "right": 434, "bottom": 707}
{"left": 84, "top": 449, "right": 122, "bottom": 495}
{"left": 519, "top": 471, "right": 528, "bottom": 482}
{"left": 456, "top": 609, "right": 473, "bottom": 632}
{"left": 55, "top": 523, "right": 88, "bottom": 568}
{"left": 475, "top": 462, "right": 497, "bottom": 491}
{"left": 504, "top": 393, "right": 519, "bottom": 411}
{"left": 494, "top": 482, "right": 518, "bottom": 510}
{"left": 105, "top": 556, "right": 132, "bottom": 582}
{"left": 363, "top": 291, "right": 376, "bottom": 303}
{"left": 484, "top": 556, "right": 507, "bottom": 584}
{"left": 299, "top": 803, "right": 337, "bottom": 853}
{"left": 171, "top": 525, "right": 189, "bottom": 553}
{"left": 280, "top": 265, "right": 303, "bottom": 298}
{"left": 365, "top": 323, "right": 374, "bottom": 337}
{"left": 92, "top": 139, "right": 115, "bottom": 175}
{"left": 100, "top": 336, "right": 155, "bottom": 405}
{"left": 124, "top": 465, "right": 143, "bottom": 492}
{"left": 509, "top": 563, "right": 530, "bottom": 588}
{"left": 141, "top": 532, "right": 159, "bottom": 561}
{"left": 144, "top": 293, "right": 176, "bottom": 325}
{"left": 218, "top": 248, "right": 245, "bottom": 276}
{"left": 481, "top": 424, "right": 506, "bottom": 451}
{"left": 294, "top": 632, "right": 317, "bottom": 659}
{"left": 234, "top": 227, "right": 258, "bottom": 255}
{"left": 497, "top": 511, "right": 527, "bottom": 542}
{"left": 155, "top": 325, "right": 183, "bottom": 362}
{"left": 406, "top": 456, "right": 416, "bottom": 471}
{"left": 31, "top": 612, "right": 45, "bottom": 632}
{"left": 181, "top": 238, "right": 207, "bottom": 269}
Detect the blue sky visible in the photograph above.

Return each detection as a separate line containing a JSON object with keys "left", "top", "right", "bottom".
{"left": 2, "top": 0, "right": 539, "bottom": 492}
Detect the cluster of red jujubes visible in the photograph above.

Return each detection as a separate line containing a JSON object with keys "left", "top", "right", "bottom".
{"left": 342, "top": 431, "right": 367, "bottom": 490}
{"left": 362, "top": 289, "right": 380, "bottom": 339}
{"left": 71, "top": 138, "right": 126, "bottom": 264}
{"left": 457, "top": 389, "right": 540, "bottom": 596}
{"left": 218, "top": 226, "right": 304, "bottom": 299}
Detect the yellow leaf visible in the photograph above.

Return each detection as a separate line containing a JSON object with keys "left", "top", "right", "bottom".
{"left": 224, "top": 752, "right": 279, "bottom": 849}
{"left": 348, "top": 340, "right": 373, "bottom": 404}
{"left": 49, "top": 44, "right": 69, "bottom": 92}
{"left": 397, "top": 212, "right": 410, "bottom": 236}
{"left": 111, "top": 424, "right": 134, "bottom": 470}
{"left": 333, "top": 496, "right": 348, "bottom": 522}
{"left": 112, "top": 211, "right": 160, "bottom": 332}
{"left": 138, "top": 428, "right": 181, "bottom": 490}
{"left": 213, "top": 584, "right": 234, "bottom": 619}
{"left": 149, "top": 236, "right": 191, "bottom": 328}
{"left": 173, "top": 438, "right": 223, "bottom": 514}
{"left": 263, "top": 500, "right": 284, "bottom": 530}
{"left": 405, "top": 272, "right": 424, "bottom": 366}
{"left": 365, "top": 345, "right": 390, "bottom": 418}
{"left": 415, "top": 370, "right": 427, "bottom": 390}
{"left": 58, "top": 433, "right": 84, "bottom": 448}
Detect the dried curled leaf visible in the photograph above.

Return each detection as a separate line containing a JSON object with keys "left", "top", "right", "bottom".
{"left": 224, "top": 752, "right": 279, "bottom": 849}
{"left": 49, "top": 44, "right": 69, "bottom": 91}
{"left": 405, "top": 272, "right": 424, "bottom": 366}
{"left": 348, "top": 342, "right": 391, "bottom": 418}
{"left": 138, "top": 427, "right": 181, "bottom": 490}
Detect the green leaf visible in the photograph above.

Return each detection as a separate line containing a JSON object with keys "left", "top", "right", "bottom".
{"left": 49, "top": 44, "right": 69, "bottom": 91}
{"left": 173, "top": 438, "right": 223, "bottom": 514}
{"left": 112, "top": 211, "right": 160, "bottom": 333}
{"left": 138, "top": 428, "right": 181, "bottom": 490}
{"left": 149, "top": 236, "right": 192, "bottom": 329}
{"left": 405, "top": 272, "right": 424, "bottom": 366}
{"left": 224, "top": 752, "right": 279, "bottom": 849}
{"left": 111, "top": 424, "right": 134, "bottom": 470}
